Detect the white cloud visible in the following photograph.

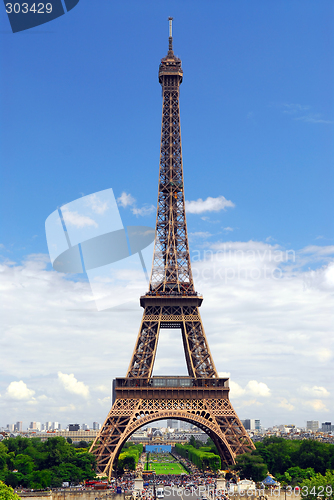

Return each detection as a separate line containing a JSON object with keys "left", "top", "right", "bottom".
{"left": 0, "top": 241, "right": 333, "bottom": 427}
{"left": 280, "top": 103, "right": 311, "bottom": 114}
{"left": 132, "top": 205, "right": 155, "bottom": 216}
{"left": 98, "top": 396, "right": 111, "bottom": 406}
{"left": 223, "top": 227, "right": 233, "bottom": 232}
{"left": 300, "top": 245, "right": 334, "bottom": 256}
{"left": 6, "top": 381, "right": 35, "bottom": 400}
{"left": 295, "top": 114, "right": 333, "bottom": 124}
{"left": 58, "top": 372, "right": 89, "bottom": 398}
{"left": 246, "top": 380, "right": 271, "bottom": 397}
{"left": 85, "top": 193, "right": 109, "bottom": 214}
{"left": 218, "top": 373, "right": 270, "bottom": 398}
{"left": 190, "top": 232, "right": 212, "bottom": 239}
{"left": 61, "top": 208, "right": 97, "bottom": 228}
{"left": 186, "top": 196, "right": 235, "bottom": 214}
{"left": 230, "top": 381, "right": 246, "bottom": 398}
{"left": 275, "top": 103, "right": 332, "bottom": 124}
{"left": 59, "top": 404, "right": 76, "bottom": 412}
{"left": 96, "top": 385, "right": 109, "bottom": 393}
{"left": 304, "top": 400, "right": 329, "bottom": 412}
{"left": 117, "top": 192, "right": 136, "bottom": 208}
{"left": 302, "top": 386, "right": 330, "bottom": 398}
{"left": 315, "top": 348, "right": 332, "bottom": 363}
{"left": 278, "top": 398, "right": 295, "bottom": 411}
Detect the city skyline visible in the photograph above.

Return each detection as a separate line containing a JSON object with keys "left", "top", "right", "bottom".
{"left": 0, "top": 1, "right": 333, "bottom": 428}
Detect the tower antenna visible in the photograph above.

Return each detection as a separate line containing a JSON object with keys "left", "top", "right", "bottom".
{"left": 168, "top": 16, "right": 173, "bottom": 52}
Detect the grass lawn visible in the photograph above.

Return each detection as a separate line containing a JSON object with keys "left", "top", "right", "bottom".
{"left": 147, "top": 454, "right": 187, "bottom": 475}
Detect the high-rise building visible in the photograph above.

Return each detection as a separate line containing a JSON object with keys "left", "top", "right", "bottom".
{"left": 45, "top": 421, "right": 52, "bottom": 431}
{"left": 15, "top": 421, "right": 22, "bottom": 432}
{"left": 321, "top": 422, "right": 332, "bottom": 432}
{"left": 51, "top": 422, "right": 60, "bottom": 431}
{"left": 92, "top": 422, "right": 100, "bottom": 430}
{"left": 82, "top": 423, "right": 89, "bottom": 430}
{"left": 242, "top": 419, "right": 255, "bottom": 430}
{"left": 167, "top": 419, "right": 179, "bottom": 430}
{"left": 255, "top": 419, "right": 261, "bottom": 431}
{"left": 68, "top": 424, "right": 80, "bottom": 431}
{"left": 306, "top": 420, "right": 319, "bottom": 432}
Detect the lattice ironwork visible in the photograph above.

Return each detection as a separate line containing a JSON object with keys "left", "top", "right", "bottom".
{"left": 90, "top": 19, "right": 255, "bottom": 477}
{"left": 91, "top": 396, "right": 254, "bottom": 479}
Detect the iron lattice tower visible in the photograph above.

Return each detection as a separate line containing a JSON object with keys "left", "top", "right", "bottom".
{"left": 90, "top": 19, "right": 255, "bottom": 477}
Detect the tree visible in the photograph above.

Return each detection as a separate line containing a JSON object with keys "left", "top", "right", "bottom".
{"left": 301, "top": 470, "right": 334, "bottom": 500}
{"left": 14, "top": 454, "right": 35, "bottom": 475}
{"left": 233, "top": 453, "right": 267, "bottom": 482}
{"left": 0, "top": 480, "right": 21, "bottom": 499}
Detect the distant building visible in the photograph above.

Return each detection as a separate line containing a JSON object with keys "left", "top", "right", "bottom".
{"left": 322, "top": 422, "right": 332, "bottom": 432}
{"left": 167, "top": 419, "right": 179, "bottom": 430}
{"left": 307, "top": 420, "right": 319, "bottom": 432}
{"left": 51, "top": 422, "right": 59, "bottom": 431}
{"left": 255, "top": 420, "right": 261, "bottom": 431}
{"left": 45, "top": 421, "right": 52, "bottom": 431}
{"left": 15, "top": 422, "right": 22, "bottom": 432}
{"left": 92, "top": 422, "right": 100, "bottom": 430}
{"left": 68, "top": 424, "right": 80, "bottom": 432}
{"left": 81, "top": 423, "right": 89, "bottom": 430}
{"left": 242, "top": 419, "right": 255, "bottom": 430}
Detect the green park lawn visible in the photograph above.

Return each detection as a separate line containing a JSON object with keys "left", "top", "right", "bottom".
{"left": 147, "top": 454, "right": 187, "bottom": 475}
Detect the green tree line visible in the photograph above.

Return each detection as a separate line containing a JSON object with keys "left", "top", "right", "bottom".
{"left": 175, "top": 443, "right": 221, "bottom": 471}
{"left": 233, "top": 437, "right": 334, "bottom": 486}
{"left": 0, "top": 436, "right": 96, "bottom": 490}
{"left": 117, "top": 443, "right": 143, "bottom": 473}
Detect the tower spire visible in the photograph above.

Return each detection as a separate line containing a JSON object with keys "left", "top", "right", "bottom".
{"left": 168, "top": 16, "right": 173, "bottom": 53}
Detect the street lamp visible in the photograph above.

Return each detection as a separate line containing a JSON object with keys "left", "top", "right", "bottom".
{"left": 153, "top": 471, "right": 156, "bottom": 500}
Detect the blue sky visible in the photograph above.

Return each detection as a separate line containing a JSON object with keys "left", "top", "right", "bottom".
{"left": 0, "top": 1, "right": 333, "bottom": 430}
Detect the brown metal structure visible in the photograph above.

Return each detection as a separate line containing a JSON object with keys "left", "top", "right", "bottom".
{"left": 90, "top": 19, "right": 255, "bottom": 477}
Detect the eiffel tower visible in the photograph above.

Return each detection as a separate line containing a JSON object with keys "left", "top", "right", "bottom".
{"left": 90, "top": 18, "right": 255, "bottom": 478}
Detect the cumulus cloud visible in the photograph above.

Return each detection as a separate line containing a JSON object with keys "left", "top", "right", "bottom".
{"left": 117, "top": 192, "right": 135, "bottom": 208}
{"left": 0, "top": 240, "right": 333, "bottom": 427}
{"left": 230, "top": 381, "right": 246, "bottom": 398}
{"left": 274, "top": 103, "right": 332, "bottom": 124}
{"left": 246, "top": 380, "right": 271, "bottom": 397}
{"left": 186, "top": 196, "right": 235, "bottom": 214}
{"left": 132, "top": 205, "right": 155, "bottom": 217}
{"left": 59, "top": 404, "right": 76, "bottom": 412}
{"left": 96, "top": 385, "right": 110, "bottom": 393}
{"left": 58, "top": 372, "right": 89, "bottom": 398}
{"left": 304, "top": 399, "right": 329, "bottom": 412}
{"left": 85, "top": 193, "right": 109, "bottom": 214}
{"left": 190, "top": 232, "right": 212, "bottom": 239}
{"left": 61, "top": 208, "right": 97, "bottom": 228}
{"left": 6, "top": 381, "right": 35, "bottom": 400}
{"left": 278, "top": 398, "right": 295, "bottom": 411}
{"left": 218, "top": 373, "right": 270, "bottom": 398}
{"left": 295, "top": 114, "right": 333, "bottom": 124}
{"left": 302, "top": 386, "right": 330, "bottom": 398}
